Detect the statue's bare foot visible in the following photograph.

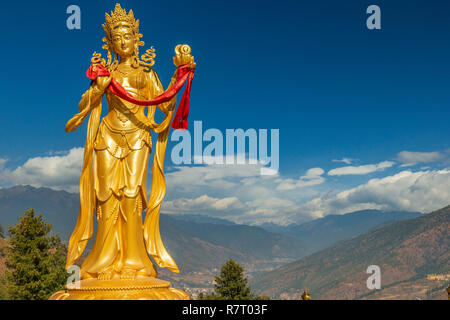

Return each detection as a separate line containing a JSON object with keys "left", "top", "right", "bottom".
{"left": 137, "top": 266, "right": 157, "bottom": 278}
{"left": 121, "top": 268, "right": 137, "bottom": 280}
{"left": 98, "top": 269, "right": 114, "bottom": 280}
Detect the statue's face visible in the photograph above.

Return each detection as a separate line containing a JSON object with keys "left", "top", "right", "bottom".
{"left": 111, "top": 24, "right": 135, "bottom": 58}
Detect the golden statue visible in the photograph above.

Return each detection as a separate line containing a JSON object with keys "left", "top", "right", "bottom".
{"left": 301, "top": 289, "right": 311, "bottom": 300}
{"left": 50, "top": 4, "right": 196, "bottom": 300}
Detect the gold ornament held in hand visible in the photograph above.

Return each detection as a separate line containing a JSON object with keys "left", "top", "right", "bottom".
{"left": 173, "top": 44, "right": 196, "bottom": 68}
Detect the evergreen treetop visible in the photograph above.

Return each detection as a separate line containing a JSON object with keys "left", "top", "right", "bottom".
{"left": 3, "top": 208, "right": 67, "bottom": 300}
{"left": 214, "top": 258, "right": 253, "bottom": 300}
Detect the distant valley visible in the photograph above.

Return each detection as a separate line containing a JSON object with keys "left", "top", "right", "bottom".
{"left": 252, "top": 206, "right": 449, "bottom": 300}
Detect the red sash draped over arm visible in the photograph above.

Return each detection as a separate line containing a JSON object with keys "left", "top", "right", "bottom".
{"left": 86, "top": 63, "right": 195, "bottom": 130}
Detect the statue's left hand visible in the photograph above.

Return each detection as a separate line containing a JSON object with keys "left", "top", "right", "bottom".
{"left": 173, "top": 44, "right": 195, "bottom": 69}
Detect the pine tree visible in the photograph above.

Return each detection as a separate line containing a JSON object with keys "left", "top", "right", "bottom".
{"left": 0, "top": 224, "right": 4, "bottom": 238}
{"left": 3, "top": 208, "right": 67, "bottom": 300}
{"left": 198, "top": 259, "right": 270, "bottom": 300}
{"left": 213, "top": 258, "right": 253, "bottom": 300}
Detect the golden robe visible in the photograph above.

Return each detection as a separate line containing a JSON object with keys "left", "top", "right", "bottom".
{"left": 66, "top": 65, "right": 179, "bottom": 279}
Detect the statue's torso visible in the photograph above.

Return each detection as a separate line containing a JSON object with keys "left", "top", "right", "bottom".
{"left": 105, "top": 67, "right": 149, "bottom": 131}
{"left": 95, "top": 66, "right": 153, "bottom": 159}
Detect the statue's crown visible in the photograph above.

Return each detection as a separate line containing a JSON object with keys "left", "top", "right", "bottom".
{"left": 103, "top": 3, "right": 139, "bottom": 36}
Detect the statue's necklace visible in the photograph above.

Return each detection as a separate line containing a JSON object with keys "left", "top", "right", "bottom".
{"left": 116, "top": 65, "right": 134, "bottom": 76}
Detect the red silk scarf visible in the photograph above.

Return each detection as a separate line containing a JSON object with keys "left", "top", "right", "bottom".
{"left": 86, "top": 63, "right": 195, "bottom": 130}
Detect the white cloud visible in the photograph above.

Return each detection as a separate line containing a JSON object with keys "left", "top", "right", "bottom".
{"left": 332, "top": 158, "right": 356, "bottom": 165}
{"left": 164, "top": 194, "right": 245, "bottom": 213}
{"left": 397, "top": 151, "right": 444, "bottom": 167}
{"left": 162, "top": 164, "right": 326, "bottom": 225}
{"left": 0, "top": 148, "right": 83, "bottom": 193}
{"left": 246, "top": 197, "right": 295, "bottom": 209}
{"left": 165, "top": 163, "right": 265, "bottom": 194}
{"left": 299, "top": 169, "right": 450, "bottom": 218}
{"left": 328, "top": 161, "right": 395, "bottom": 176}
{"left": 305, "top": 167, "right": 325, "bottom": 176}
{"left": 2, "top": 147, "right": 449, "bottom": 226}
{"left": 276, "top": 167, "right": 325, "bottom": 190}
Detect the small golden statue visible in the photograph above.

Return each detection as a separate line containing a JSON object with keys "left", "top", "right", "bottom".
{"left": 301, "top": 289, "right": 311, "bottom": 300}
{"left": 51, "top": 3, "right": 196, "bottom": 300}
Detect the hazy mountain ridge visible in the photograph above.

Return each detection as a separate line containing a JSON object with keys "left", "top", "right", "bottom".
{"left": 251, "top": 206, "right": 450, "bottom": 300}
{"left": 258, "top": 209, "right": 423, "bottom": 254}
{"left": 165, "top": 217, "right": 306, "bottom": 260}
{"left": 0, "top": 185, "right": 79, "bottom": 239}
{"left": 168, "top": 214, "right": 236, "bottom": 226}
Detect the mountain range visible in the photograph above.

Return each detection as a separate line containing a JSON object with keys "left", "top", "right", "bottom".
{"left": 258, "top": 209, "right": 422, "bottom": 254}
{"left": 251, "top": 206, "right": 449, "bottom": 300}
{"left": 1, "top": 185, "right": 445, "bottom": 296}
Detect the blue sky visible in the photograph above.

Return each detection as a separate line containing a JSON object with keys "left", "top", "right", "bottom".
{"left": 0, "top": 0, "right": 449, "bottom": 225}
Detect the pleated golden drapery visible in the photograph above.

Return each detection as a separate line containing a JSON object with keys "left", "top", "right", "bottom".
{"left": 65, "top": 66, "right": 180, "bottom": 277}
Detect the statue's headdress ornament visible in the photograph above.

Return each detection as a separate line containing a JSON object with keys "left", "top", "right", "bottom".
{"left": 100, "top": 3, "right": 155, "bottom": 69}
{"left": 103, "top": 3, "right": 140, "bottom": 37}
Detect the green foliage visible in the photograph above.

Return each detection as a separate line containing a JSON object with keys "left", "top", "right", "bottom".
{"left": 0, "top": 224, "right": 4, "bottom": 238}
{"left": 198, "top": 258, "right": 269, "bottom": 300}
{"left": 2, "top": 208, "right": 68, "bottom": 300}
{"left": 214, "top": 259, "right": 252, "bottom": 299}
{"left": 0, "top": 276, "right": 6, "bottom": 299}
{"left": 197, "top": 291, "right": 222, "bottom": 300}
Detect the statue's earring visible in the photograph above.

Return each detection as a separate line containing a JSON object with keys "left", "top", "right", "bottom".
{"left": 110, "top": 54, "right": 119, "bottom": 71}
{"left": 132, "top": 43, "right": 140, "bottom": 68}
{"left": 132, "top": 56, "right": 140, "bottom": 68}
{"left": 106, "top": 49, "right": 112, "bottom": 68}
